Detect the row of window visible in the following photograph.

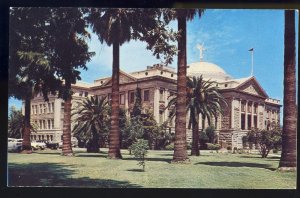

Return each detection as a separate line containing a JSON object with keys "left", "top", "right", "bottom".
{"left": 33, "top": 119, "right": 54, "bottom": 130}
{"left": 32, "top": 102, "right": 55, "bottom": 115}
{"left": 241, "top": 101, "right": 258, "bottom": 114}
{"left": 241, "top": 114, "right": 258, "bottom": 130}
{"left": 96, "top": 89, "right": 176, "bottom": 105}
{"left": 78, "top": 91, "right": 89, "bottom": 97}
{"left": 31, "top": 134, "right": 53, "bottom": 141}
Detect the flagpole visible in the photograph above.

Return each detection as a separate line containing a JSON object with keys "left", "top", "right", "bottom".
{"left": 251, "top": 50, "right": 253, "bottom": 76}
{"left": 249, "top": 48, "right": 254, "bottom": 76}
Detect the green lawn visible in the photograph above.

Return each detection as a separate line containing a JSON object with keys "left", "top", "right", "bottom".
{"left": 7, "top": 148, "right": 296, "bottom": 188}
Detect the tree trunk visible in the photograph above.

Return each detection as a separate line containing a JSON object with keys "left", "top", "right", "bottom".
{"left": 62, "top": 80, "right": 73, "bottom": 156}
{"left": 108, "top": 41, "right": 122, "bottom": 159}
{"left": 21, "top": 97, "right": 32, "bottom": 153}
{"left": 191, "top": 114, "right": 200, "bottom": 156}
{"left": 172, "top": 16, "right": 189, "bottom": 162}
{"left": 279, "top": 10, "right": 297, "bottom": 170}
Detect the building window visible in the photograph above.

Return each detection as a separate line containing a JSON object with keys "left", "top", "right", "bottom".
{"left": 85, "top": 92, "right": 88, "bottom": 97}
{"left": 144, "top": 90, "right": 150, "bottom": 102}
{"left": 171, "top": 74, "right": 174, "bottom": 77}
{"left": 241, "top": 102, "right": 246, "bottom": 112}
{"left": 247, "top": 115, "right": 251, "bottom": 129}
{"left": 129, "top": 91, "right": 135, "bottom": 104}
{"left": 224, "top": 84, "right": 228, "bottom": 87}
{"left": 120, "top": 93, "right": 125, "bottom": 105}
{"left": 40, "top": 104, "right": 42, "bottom": 114}
{"left": 51, "top": 119, "right": 54, "bottom": 129}
{"left": 241, "top": 114, "right": 245, "bottom": 130}
{"left": 160, "top": 71, "right": 163, "bottom": 75}
{"left": 254, "top": 104, "right": 258, "bottom": 114}
{"left": 254, "top": 115, "right": 257, "bottom": 128}
{"left": 145, "top": 72, "right": 148, "bottom": 76}
{"left": 43, "top": 104, "right": 46, "bottom": 114}
{"left": 159, "top": 89, "right": 164, "bottom": 101}
{"left": 48, "top": 120, "right": 51, "bottom": 129}
{"left": 48, "top": 103, "right": 51, "bottom": 113}
{"left": 79, "top": 91, "right": 83, "bottom": 97}
{"left": 248, "top": 102, "right": 252, "bottom": 113}
{"left": 43, "top": 120, "right": 46, "bottom": 129}
{"left": 39, "top": 120, "right": 42, "bottom": 129}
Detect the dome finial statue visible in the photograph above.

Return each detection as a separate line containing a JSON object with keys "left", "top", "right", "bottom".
{"left": 196, "top": 43, "right": 206, "bottom": 62}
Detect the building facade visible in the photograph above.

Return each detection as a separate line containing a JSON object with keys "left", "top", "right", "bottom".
{"left": 24, "top": 60, "right": 281, "bottom": 149}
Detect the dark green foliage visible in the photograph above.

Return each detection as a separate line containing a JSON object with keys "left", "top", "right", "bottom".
{"left": 205, "top": 126, "right": 216, "bottom": 144}
{"left": 72, "top": 96, "right": 110, "bottom": 153}
{"left": 206, "top": 143, "right": 221, "bottom": 150}
{"left": 165, "top": 143, "right": 174, "bottom": 150}
{"left": 8, "top": 107, "right": 24, "bottom": 139}
{"left": 132, "top": 88, "right": 142, "bottom": 118}
{"left": 245, "top": 128, "right": 282, "bottom": 158}
{"left": 130, "top": 139, "right": 149, "bottom": 171}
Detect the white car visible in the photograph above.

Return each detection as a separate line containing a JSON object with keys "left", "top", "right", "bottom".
{"left": 31, "top": 141, "right": 46, "bottom": 150}
{"left": 8, "top": 138, "right": 22, "bottom": 152}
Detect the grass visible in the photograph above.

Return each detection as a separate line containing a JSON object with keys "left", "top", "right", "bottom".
{"left": 7, "top": 148, "right": 296, "bottom": 188}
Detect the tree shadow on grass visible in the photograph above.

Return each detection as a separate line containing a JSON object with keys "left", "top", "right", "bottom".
{"left": 8, "top": 162, "right": 141, "bottom": 187}
{"left": 127, "top": 169, "right": 145, "bottom": 172}
{"left": 194, "top": 161, "right": 277, "bottom": 171}
{"left": 122, "top": 157, "right": 171, "bottom": 163}
{"left": 238, "top": 155, "right": 280, "bottom": 160}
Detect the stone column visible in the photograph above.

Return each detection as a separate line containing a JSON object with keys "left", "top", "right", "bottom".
{"left": 239, "top": 99, "right": 242, "bottom": 129}
{"left": 153, "top": 87, "right": 160, "bottom": 123}
{"left": 164, "top": 89, "right": 169, "bottom": 123}
{"left": 54, "top": 98, "right": 62, "bottom": 129}
{"left": 251, "top": 103, "right": 254, "bottom": 129}
{"left": 125, "top": 92, "right": 129, "bottom": 117}
{"left": 245, "top": 100, "right": 248, "bottom": 130}
{"left": 231, "top": 98, "right": 235, "bottom": 129}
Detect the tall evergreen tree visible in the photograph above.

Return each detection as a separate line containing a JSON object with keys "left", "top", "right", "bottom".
{"left": 9, "top": 8, "right": 61, "bottom": 153}
{"left": 47, "top": 8, "right": 95, "bottom": 156}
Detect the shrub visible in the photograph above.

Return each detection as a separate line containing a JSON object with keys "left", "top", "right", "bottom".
{"left": 205, "top": 126, "right": 216, "bottom": 143}
{"left": 206, "top": 143, "right": 221, "bottom": 150}
{"left": 130, "top": 139, "right": 149, "bottom": 171}
{"left": 245, "top": 127, "right": 282, "bottom": 158}
{"left": 165, "top": 143, "right": 174, "bottom": 150}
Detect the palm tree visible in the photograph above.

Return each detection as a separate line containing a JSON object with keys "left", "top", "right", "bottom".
{"left": 279, "top": 10, "right": 297, "bottom": 170}
{"left": 163, "top": 9, "right": 204, "bottom": 162}
{"left": 72, "top": 96, "right": 110, "bottom": 153}
{"left": 87, "top": 8, "right": 177, "bottom": 159}
{"left": 167, "top": 76, "right": 226, "bottom": 156}
{"left": 48, "top": 8, "right": 94, "bottom": 156}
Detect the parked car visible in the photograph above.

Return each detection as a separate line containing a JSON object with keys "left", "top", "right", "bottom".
{"left": 45, "top": 141, "right": 59, "bottom": 149}
{"left": 8, "top": 138, "right": 22, "bottom": 152}
{"left": 31, "top": 140, "right": 46, "bottom": 150}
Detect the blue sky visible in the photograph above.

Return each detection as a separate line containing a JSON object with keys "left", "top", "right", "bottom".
{"left": 9, "top": 9, "right": 298, "bottom": 124}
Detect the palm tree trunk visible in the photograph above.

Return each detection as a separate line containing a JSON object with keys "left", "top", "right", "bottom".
{"left": 108, "top": 41, "right": 122, "bottom": 159}
{"left": 21, "top": 97, "right": 32, "bottom": 153}
{"left": 279, "top": 10, "right": 297, "bottom": 170}
{"left": 191, "top": 113, "right": 200, "bottom": 156}
{"left": 173, "top": 16, "right": 189, "bottom": 162}
{"left": 62, "top": 79, "right": 73, "bottom": 156}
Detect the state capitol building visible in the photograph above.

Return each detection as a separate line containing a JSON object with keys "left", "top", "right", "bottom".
{"left": 23, "top": 54, "right": 281, "bottom": 149}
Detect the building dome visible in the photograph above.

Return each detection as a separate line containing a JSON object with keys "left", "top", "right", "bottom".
{"left": 187, "top": 61, "right": 232, "bottom": 81}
